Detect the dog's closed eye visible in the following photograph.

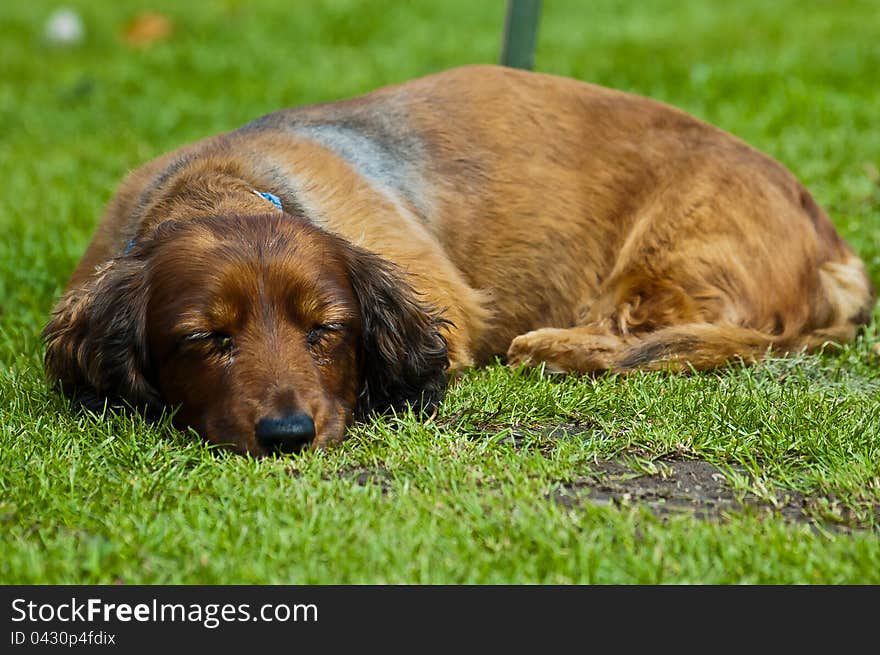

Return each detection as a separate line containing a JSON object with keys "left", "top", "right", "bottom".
{"left": 307, "top": 323, "right": 345, "bottom": 347}
{"left": 183, "top": 331, "right": 235, "bottom": 356}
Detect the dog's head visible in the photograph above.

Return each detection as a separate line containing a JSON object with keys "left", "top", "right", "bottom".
{"left": 43, "top": 213, "right": 449, "bottom": 455}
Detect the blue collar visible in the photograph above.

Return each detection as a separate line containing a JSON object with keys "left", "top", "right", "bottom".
{"left": 253, "top": 190, "right": 283, "bottom": 211}
{"left": 123, "top": 189, "right": 283, "bottom": 254}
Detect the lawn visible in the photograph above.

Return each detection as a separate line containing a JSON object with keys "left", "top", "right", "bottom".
{"left": 1, "top": 0, "right": 878, "bottom": 584}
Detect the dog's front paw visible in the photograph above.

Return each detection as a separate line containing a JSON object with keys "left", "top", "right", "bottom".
{"left": 507, "top": 327, "right": 623, "bottom": 374}
{"left": 506, "top": 328, "right": 571, "bottom": 372}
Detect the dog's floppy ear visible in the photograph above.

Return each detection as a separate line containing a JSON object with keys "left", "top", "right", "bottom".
{"left": 42, "top": 253, "right": 159, "bottom": 413}
{"left": 344, "top": 244, "right": 450, "bottom": 418}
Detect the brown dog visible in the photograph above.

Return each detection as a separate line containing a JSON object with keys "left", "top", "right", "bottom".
{"left": 43, "top": 65, "right": 875, "bottom": 455}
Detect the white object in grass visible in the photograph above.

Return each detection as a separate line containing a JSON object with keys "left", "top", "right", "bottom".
{"left": 44, "top": 8, "right": 85, "bottom": 46}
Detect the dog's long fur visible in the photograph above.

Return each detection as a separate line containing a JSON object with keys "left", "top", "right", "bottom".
{"left": 43, "top": 65, "right": 875, "bottom": 455}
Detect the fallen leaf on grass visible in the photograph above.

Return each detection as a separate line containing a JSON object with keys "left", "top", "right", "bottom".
{"left": 122, "top": 12, "right": 173, "bottom": 48}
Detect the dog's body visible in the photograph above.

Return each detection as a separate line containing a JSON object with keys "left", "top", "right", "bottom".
{"left": 44, "top": 65, "right": 874, "bottom": 455}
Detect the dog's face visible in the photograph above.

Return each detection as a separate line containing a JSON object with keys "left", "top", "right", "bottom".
{"left": 43, "top": 214, "right": 449, "bottom": 455}
{"left": 146, "top": 216, "right": 364, "bottom": 454}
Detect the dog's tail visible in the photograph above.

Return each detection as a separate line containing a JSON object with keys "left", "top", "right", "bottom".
{"left": 617, "top": 255, "right": 875, "bottom": 371}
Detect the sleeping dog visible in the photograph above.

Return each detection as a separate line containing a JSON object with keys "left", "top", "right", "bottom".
{"left": 43, "top": 65, "right": 875, "bottom": 455}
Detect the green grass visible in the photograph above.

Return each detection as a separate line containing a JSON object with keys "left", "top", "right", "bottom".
{"left": 1, "top": 0, "right": 879, "bottom": 584}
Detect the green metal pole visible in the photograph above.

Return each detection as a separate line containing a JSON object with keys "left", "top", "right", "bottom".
{"left": 499, "top": 0, "right": 542, "bottom": 70}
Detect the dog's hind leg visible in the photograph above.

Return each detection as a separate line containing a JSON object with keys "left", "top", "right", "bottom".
{"left": 506, "top": 266, "right": 873, "bottom": 374}
{"left": 507, "top": 323, "right": 856, "bottom": 373}
{"left": 506, "top": 321, "right": 855, "bottom": 374}
{"left": 506, "top": 253, "right": 873, "bottom": 374}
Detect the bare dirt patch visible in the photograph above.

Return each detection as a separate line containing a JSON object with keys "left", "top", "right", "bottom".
{"left": 338, "top": 466, "right": 394, "bottom": 493}
{"left": 550, "top": 457, "right": 875, "bottom": 532}
{"left": 553, "top": 459, "right": 770, "bottom": 516}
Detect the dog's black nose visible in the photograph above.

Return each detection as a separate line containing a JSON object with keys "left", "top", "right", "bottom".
{"left": 255, "top": 412, "right": 316, "bottom": 453}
